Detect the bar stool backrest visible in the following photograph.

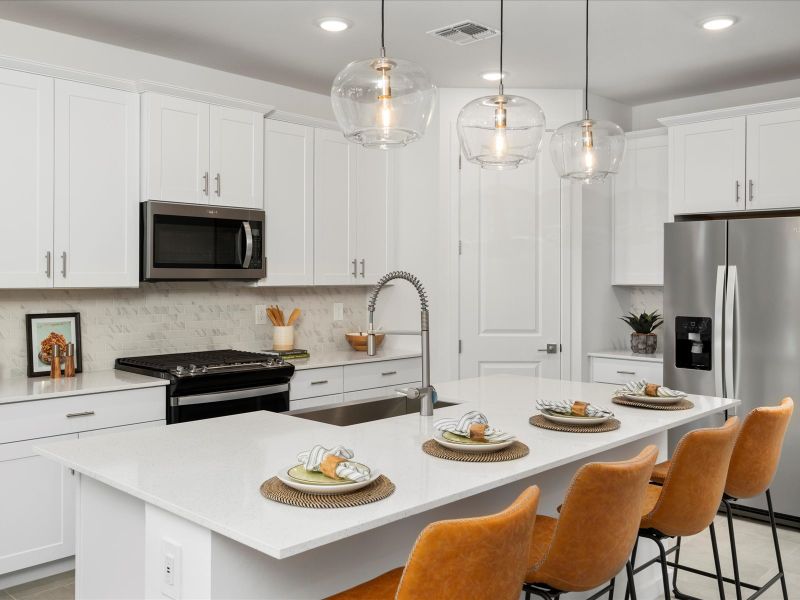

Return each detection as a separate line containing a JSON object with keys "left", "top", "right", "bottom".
{"left": 726, "top": 398, "right": 794, "bottom": 500}
{"left": 528, "top": 445, "right": 659, "bottom": 592}
{"left": 396, "top": 486, "right": 540, "bottom": 600}
{"left": 642, "top": 416, "right": 739, "bottom": 537}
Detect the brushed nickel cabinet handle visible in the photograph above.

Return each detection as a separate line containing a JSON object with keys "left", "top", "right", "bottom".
{"left": 617, "top": 370, "right": 636, "bottom": 375}
{"left": 352, "top": 259, "right": 358, "bottom": 278}
{"left": 310, "top": 380, "right": 328, "bottom": 385}
{"left": 202, "top": 172, "right": 209, "bottom": 195}
{"left": 66, "top": 411, "right": 95, "bottom": 418}
{"left": 749, "top": 179, "right": 754, "bottom": 202}
{"left": 45, "top": 251, "right": 51, "bottom": 278}
{"left": 214, "top": 173, "right": 221, "bottom": 196}
{"left": 360, "top": 259, "right": 365, "bottom": 278}
{"left": 381, "top": 371, "right": 397, "bottom": 376}
{"left": 61, "top": 251, "right": 67, "bottom": 278}
{"left": 735, "top": 180, "right": 741, "bottom": 203}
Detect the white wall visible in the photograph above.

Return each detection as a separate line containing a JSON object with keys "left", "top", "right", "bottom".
{"left": 632, "top": 76, "right": 800, "bottom": 130}
{"left": 0, "top": 19, "right": 333, "bottom": 119}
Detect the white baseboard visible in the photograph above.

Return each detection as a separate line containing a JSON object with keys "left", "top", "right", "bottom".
{"left": 0, "top": 557, "right": 74, "bottom": 591}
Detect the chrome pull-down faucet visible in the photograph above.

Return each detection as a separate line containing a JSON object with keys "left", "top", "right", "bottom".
{"left": 367, "top": 271, "right": 435, "bottom": 416}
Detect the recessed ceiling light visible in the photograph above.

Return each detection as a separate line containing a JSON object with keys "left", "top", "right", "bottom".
{"left": 482, "top": 71, "right": 506, "bottom": 82}
{"left": 700, "top": 16, "right": 737, "bottom": 31}
{"left": 317, "top": 18, "right": 351, "bottom": 32}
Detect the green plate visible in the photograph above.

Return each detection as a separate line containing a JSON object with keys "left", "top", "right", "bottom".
{"left": 287, "top": 463, "right": 363, "bottom": 486}
{"left": 442, "top": 431, "right": 501, "bottom": 445}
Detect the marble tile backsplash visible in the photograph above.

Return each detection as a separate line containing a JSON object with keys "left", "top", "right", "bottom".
{"left": 0, "top": 283, "right": 368, "bottom": 379}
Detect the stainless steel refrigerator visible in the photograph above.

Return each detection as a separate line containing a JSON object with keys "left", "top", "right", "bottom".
{"left": 664, "top": 215, "right": 799, "bottom": 527}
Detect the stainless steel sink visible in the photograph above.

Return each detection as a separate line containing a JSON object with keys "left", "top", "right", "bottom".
{"left": 287, "top": 396, "right": 458, "bottom": 426}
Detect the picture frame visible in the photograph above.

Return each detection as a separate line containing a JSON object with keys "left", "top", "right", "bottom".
{"left": 25, "top": 313, "right": 83, "bottom": 377}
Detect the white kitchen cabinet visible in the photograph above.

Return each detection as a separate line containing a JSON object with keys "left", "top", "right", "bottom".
{"left": 262, "top": 120, "right": 314, "bottom": 285}
{"left": 354, "top": 148, "right": 391, "bottom": 284}
{"left": 612, "top": 130, "right": 668, "bottom": 286}
{"left": 313, "top": 128, "right": 358, "bottom": 285}
{"left": 669, "top": 117, "right": 746, "bottom": 215}
{"left": 343, "top": 382, "right": 421, "bottom": 403}
{"left": 141, "top": 93, "right": 264, "bottom": 207}
{"left": 209, "top": 105, "right": 263, "bottom": 208}
{"left": 0, "top": 69, "right": 54, "bottom": 289}
{"left": 54, "top": 80, "right": 139, "bottom": 288}
{"left": 0, "top": 434, "right": 77, "bottom": 576}
{"left": 588, "top": 353, "right": 663, "bottom": 386}
{"left": 141, "top": 93, "right": 210, "bottom": 204}
{"left": 745, "top": 108, "right": 800, "bottom": 211}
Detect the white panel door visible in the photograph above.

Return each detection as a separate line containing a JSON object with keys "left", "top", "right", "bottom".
{"left": 313, "top": 128, "right": 357, "bottom": 285}
{"left": 54, "top": 80, "right": 139, "bottom": 288}
{"left": 142, "top": 93, "right": 209, "bottom": 204}
{"left": 355, "top": 147, "right": 391, "bottom": 284}
{"left": 670, "top": 117, "right": 746, "bottom": 214}
{"left": 209, "top": 105, "right": 263, "bottom": 208}
{"left": 612, "top": 132, "right": 668, "bottom": 286}
{"left": 745, "top": 108, "right": 800, "bottom": 211}
{"left": 0, "top": 69, "right": 54, "bottom": 288}
{"left": 459, "top": 134, "right": 562, "bottom": 379}
{"left": 262, "top": 120, "right": 314, "bottom": 285}
{"left": 0, "top": 434, "right": 77, "bottom": 575}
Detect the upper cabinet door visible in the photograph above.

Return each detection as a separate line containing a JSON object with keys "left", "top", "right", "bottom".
{"left": 0, "top": 69, "right": 54, "bottom": 289}
{"left": 355, "top": 147, "right": 391, "bottom": 284}
{"left": 54, "top": 80, "right": 139, "bottom": 288}
{"left": 209, "top": 105, "right": 264, "bottom": 208}
{"left": 142, "top": 93, "right": 209, "bottom": 204}
{"left": 745, "top": 108, "right": 800, "bottom": 211}
{"left": 612, "top": 133, "right": 668, "bottom": 286}
{"left": 313, "top": 128, "right": 357, "bottom": 285}
{"left": 670, "top": 117, "right": 746, "bottom": 215}
{"left": 262, "top": 120, "right": 314, "bottom": 286}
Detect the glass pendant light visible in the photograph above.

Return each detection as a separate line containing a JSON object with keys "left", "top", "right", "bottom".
{"left": 550, "top": 0, "right": 625, "bottom": 183}
{"left": 331, "top": 0, "right": 436, "bottom": 149}
{"left": 456, "top": 0, "right": 545, "bottom": 170}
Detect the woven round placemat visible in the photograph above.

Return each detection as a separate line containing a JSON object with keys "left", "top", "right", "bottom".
{"left": 421, "top": 439, "right": 529, "bottom": 462}
{"left": 529, "top": 414, "right": 621, "bottom": 433}
{"left": 259, "top": 475, "right": 395, "bottom": 509}
{"left": 612, "top": 397, "right": 694, "bottom": 411}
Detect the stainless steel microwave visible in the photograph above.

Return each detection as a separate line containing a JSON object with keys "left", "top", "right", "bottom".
{"left": 141, "top": 201, "right": 266, "bottom": 281}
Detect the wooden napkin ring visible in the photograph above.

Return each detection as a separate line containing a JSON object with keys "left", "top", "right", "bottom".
{"left": 320, "top": 455, "right": 346, "bottom": 480}
{"left": 571, "top": 401, "right": 589, "bottom": 416}
{"left": 469, "top": 423, "right": 487, "bottom": 441}
{"left": 645, "top": 383, "right": 661, "bottom": 397}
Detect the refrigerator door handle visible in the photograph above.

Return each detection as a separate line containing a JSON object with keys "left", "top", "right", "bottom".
{"left": 725, "top": 265, "right": 738, "bottom": 400}
{"left": 714, "top": 265, "right": 725, "bottom": 397}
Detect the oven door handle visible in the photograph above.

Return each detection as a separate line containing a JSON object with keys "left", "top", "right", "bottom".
{"left": 242, "top": 221, "right": 253, "bottom": 269}
{"left": 171, "top": 383, "right": 288, "bottom": 407}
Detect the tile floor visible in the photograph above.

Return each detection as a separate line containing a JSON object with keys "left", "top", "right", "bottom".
{"left": 1, "top": 516, "right": 797, "bottom": 599}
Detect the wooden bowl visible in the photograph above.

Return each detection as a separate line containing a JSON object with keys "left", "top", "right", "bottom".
{"left": 346, "top": 332, "right": 385, "bottom": 352}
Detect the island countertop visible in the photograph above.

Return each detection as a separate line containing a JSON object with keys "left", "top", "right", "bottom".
{"left": 36, "top": 375, "right": 738, "bottom": 560}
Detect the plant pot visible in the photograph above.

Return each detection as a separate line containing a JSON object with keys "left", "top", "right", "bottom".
{"left": 630, "top": 333, "right": 657, "bottom": 354}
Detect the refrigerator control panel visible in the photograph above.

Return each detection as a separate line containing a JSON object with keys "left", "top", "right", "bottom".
{"left": 675, "top": 316, "right": 712, "bottom": 371}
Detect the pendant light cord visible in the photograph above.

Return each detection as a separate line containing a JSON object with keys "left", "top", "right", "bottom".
{"left": 584, "top": 0, "right": 589, "bottom": 119}
{"left": 380, "top": 0, "right": 386, "bottom": 57}
{"left": 498, "top": 0, "right": 504, "bottom": 96}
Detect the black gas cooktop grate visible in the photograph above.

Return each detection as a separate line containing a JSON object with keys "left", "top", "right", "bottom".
{"left": 116, "top": 349, "right": 275, "bottom": 371}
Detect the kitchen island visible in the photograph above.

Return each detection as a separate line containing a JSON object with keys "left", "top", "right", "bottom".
{"left": 36, "top": 375, "right": 738, "bottom": 599}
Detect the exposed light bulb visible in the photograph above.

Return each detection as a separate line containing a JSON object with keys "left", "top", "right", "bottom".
{"left": 379, "top": 97, "right": 393, "bottom": 128}
{"left": 376, "top": 63, "right": 393, "bottom": 129}
{"left": 581, "top": 120, "right": 595, "bottom": 171}
{"left": 493, "top": 101, "right": 508, "bottom": 158}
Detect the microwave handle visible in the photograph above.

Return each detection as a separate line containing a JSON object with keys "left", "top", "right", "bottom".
{"left": 242, "top": 221, "right": 253, "bottom": 269}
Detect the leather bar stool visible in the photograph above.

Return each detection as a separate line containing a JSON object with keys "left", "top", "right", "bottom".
{"left": 625, "top": 416, "right": 740, "bottom": 600}
{"left": 523, "top": 445, "right": 659, "bottom": 600}
{"left": 326, "top": 486, "right": 540, "bottom": 600}
{"left": 650, "top": 398, "right": 794, "bottom": 600}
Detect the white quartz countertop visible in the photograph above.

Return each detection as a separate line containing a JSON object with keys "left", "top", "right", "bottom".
{"left": 284, "top": 349, "right": 421, "bottom": 371}
{"left": 36, "top": 375, "right": 737, "bottom": 560}
{"left": 0, "top": 370, "right": 168, "bottom": 405}
{"left": 588, "top": 350, "right": 664, "bottom": 363}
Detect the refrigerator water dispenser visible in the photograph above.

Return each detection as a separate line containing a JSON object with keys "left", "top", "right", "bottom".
{"left": 675, "top": 316, "right": 712, "bottom": 371}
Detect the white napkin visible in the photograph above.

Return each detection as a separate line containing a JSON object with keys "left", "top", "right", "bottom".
{"left": 296, "top": 444, "right": 371, "bottom": 482}
{"left": 537, "top": 399, "right": 614, "bottom": 418}
{"left": 615, "top": 379, "right": 686, "bottom": 398}
{"left": 434, "top": 411, "right": 514, "bottom": 442}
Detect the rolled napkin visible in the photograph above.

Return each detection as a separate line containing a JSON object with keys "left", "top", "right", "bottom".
{"left": 296, "top": 444, "right": 371, "bottom": 482}
{"left": 615, "top": 379, "right": 686, "bottom": 398}
{"left": 537, "top": 399, "right": 614, "bottom": 418}
{"left": 434, "top": 411, "right": 515, "bottom": 442}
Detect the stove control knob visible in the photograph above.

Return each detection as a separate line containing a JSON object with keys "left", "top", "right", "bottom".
{"left": 274, "top": 357, "right": 284, "bottom": 365}
{"left": 188, "top": 364, "right": 197, "bottom": 374}
{"left": 200, "top": 365, "right": 208, "bottom": 374}
{"left": 265, "top": 358, "right": 274, "bottom": 366}
{"left": 175, "top": 365, "right": 185, "bottom": 375}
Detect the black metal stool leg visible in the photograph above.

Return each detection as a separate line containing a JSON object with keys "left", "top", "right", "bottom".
{"left": 766, "top": 489, "right": 789, "bottom": 600}
{"left": 625, "top": 561, "right": 637, "bottom": 600}
{"left": 671, "top": 536, "right": 683, "bottom": 593}
{"left": 722, "top": 498, "right": 742, "bottom": 600}
{"left": 709, "top": 522, "right": 726, "bottom": 600}
{"left": 607, "top": 576, "right": 615, "bottom": 600}
{"left": 624, "top": 537, "right": 639, "bottom": 600}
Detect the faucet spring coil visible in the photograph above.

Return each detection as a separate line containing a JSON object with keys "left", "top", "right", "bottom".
{"left": 368, "top": 270, "right": 429, "bottom": 312}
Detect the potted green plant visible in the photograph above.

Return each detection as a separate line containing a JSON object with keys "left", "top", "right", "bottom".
{"left": 620, "top": 310, "right": 663, "bottom": 354}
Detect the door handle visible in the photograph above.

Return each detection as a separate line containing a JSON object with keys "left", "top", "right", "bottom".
{"left": 45, "top": 251, "right": 51, "bottom": 278}
{"left": 537, "top": 344, "right": 558, "bottom": 354}
{"left": 735, "top": 180, "right": 741, "bottom": 203}
{"left": 352, "top": 259, "right": 358, "bottom": 278}
{"left": 202, "top": 172, "right": 209, "bottom": 195}
{"left": 242, "top": 221, "right": 253, "bottom": 269}
{"left": 748, "top": 179, "right": 754, "bottom": 203}
{"left": 713, "top": 265, "right": 725, "bottom": 397}
{"left": 214, "top": 173, "right": 221, "bottom": 196}
{"left": 360, "top": 259, "right": 365, "bottom": 277}
{"left": 60, "top": 251, "right": 67, "bottom": 278}
{"left": 725, "top": 265, "right": 737, "bottom": 398}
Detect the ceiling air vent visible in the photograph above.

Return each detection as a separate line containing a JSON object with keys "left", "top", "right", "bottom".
{"left": 427, "top": 21, "right": 499, "bottom": 46}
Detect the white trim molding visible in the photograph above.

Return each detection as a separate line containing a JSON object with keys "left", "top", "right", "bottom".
{"left": 658, "top": 97, "right": 800, "bottom": 127}
{"left": 0, "top": 54, "right": 137, "bottom": 92}
{"left": 625, "top": 127, "right": 666, "bottom": 140}
{"left": 137, "top": 80, "right": 273, "bottom": 114}
{"left": 267, "top": 110, "right": 339, "bottom": 131}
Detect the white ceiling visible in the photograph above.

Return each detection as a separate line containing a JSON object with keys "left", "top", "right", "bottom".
{"left": 1, "top": 0, "right": 800, "bottom": 105}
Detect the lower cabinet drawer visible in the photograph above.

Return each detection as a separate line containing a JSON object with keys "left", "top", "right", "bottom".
{"left": 290, "top": 394, "right": 344, "bottom": 411}
{"left": 343, "top": 358, "right": 422, "bottom": 392}
{"left": 290, "top": 367, "right": 344, "bottom": 401}
{"left": 0, "top": 387, "right": 166, "bottom": 445}
{"left": 343, "top": 382, "right": 422, "bottom": 403}
{"left": 590, "top": 358, "right": 663, "bottom": 385}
